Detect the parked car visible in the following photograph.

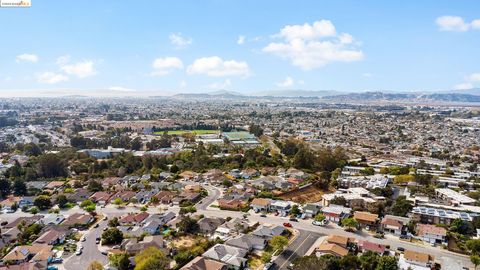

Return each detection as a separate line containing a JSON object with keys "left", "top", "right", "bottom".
{"left": 51, "top": 258, "right": 63, "bottom": 264}
{"left": 312, "top": 220, "right": 327, "bottom": 226}
{"left": 0, "top": 221, "right": 8, "bottom": 226}
{"left": 374, "top": 233, "right": 384, "bottom": 239}
{"left": 263, "top": 262, "right": 273, "bottom": 270}
{"left": 75, "top": 249, "right": 82, "bottom": 256}
{"left": 95, "top": 237, "right": 101, "bottom": 244}
{"left": 397, "top": 247, "right": 405, "bottom": 252}
{"left": 283, "top": 222, "right": 292, "bottom": 227}
{"left": 47, "top": 266, "right": 58, "bottom": 270}
{"left": 289, "top": 218, "right": 298, "bottom": 222}
{"left": 101, "top": 250, "right": 108, "bottom": 255}
{"left": 260, "top": 214, "right": 267, "bottom": 217}
{"left": 94, "top": 223, "right": 99, "bottom": 228}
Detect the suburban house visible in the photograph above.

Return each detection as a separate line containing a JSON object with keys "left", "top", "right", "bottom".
{"left": 302, "top": 203, "right": 322, "bottom": 218}
{"left": 315, "top": 243, "right": 349, "bottom": 257}
{"left": 326, "top": 235, "right": 352, "bottom": 248}
{"left": 269, "top": 200, "right": 292, "bottom": 216}
{"left": 353, "top": 211, "right": 378, "bottom": 229}
{"left": 61, "top": 213, "right": 94, "bottom": 228}
{"left": 119, "top": 212, "right": 149, "bottom": 226}
{"left": 415, "top": 224, "right": 447, "bottom": 244}
{"left": 202, "top": 244, "right": 248, "bottom": 270}
{"left": 250, "top": 198, "right": 271, "bottom": 213}
{"left": 399, "top": 250, "right": 434, "bottom": 269}
{"left": 40, "top": 214, "right": 65, "bottom": 226}
{"left": 217, "top": 198, "right": 247, "bottom": 211}
{"left": 357, "top": 240, "right": 386, "bottom": 254}
{"left": 33, "top": 227, "right": 68, "bottom": 245}
{"left": 321, "top": 205, "right": 352, "bottom": 223}
{"left": 252, "top": 225, "right": 285, "bottom": 240}
{"left": 89, "top": 191, "right": 112, "bottom": 205}
{"left": 4, "top": 216, "right": 43, "bottom": 229}
{"left": 225, "top": 234, "right": 267, "bottom": 251}
{"left": 123, "top": 235, "right": 167, "bottom": 255}
{"left": 380, "top": 215, "right": 410, "bottom": 236}
{"left": 2, "top": 244, "right": 52, "bottom": 265}
{"left": 180, "top": 256, "right": 228, "bottom": 270}
{"left": 65, "top": 188, "right": 92, "bottom": 203}
{"left": 198, "top": 217, "right": 225, "bottom": 236}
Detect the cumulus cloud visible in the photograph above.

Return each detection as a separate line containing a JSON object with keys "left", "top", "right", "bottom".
{"left": 436, "top": 16, "right": 480, "bottom": 32}
{"left": 151, "top": 57, "right": 183, "bottom": 76}
{"left": 237, "top": 35, "right": 246, "bottom": 45}
{"left": 209, "top": 79, "right": 232, "bottom": 90}
{"left": 60, "top": 60, "right": 97, "bottom": 78}
{"left": 277, "top": 76, "right": 294, "bottom": 87}
{"left": 108, "top": 86, "right": 135, "bottom": 92}
{"left": 37, "top": 72, "right": 68, "bottom": 84}
{"left": 263, "top": 20, "right": 363, "bottom": 69}
{"left": 16, "top": 53, "right": 38, "bottom": 63}
{"left": 169, "top": 33, "right": 192, "bottom": 49}
{"left": 468, "top": 73, "right": 480, "bottom": 82}
{"left": 187, "top": 56, "right": 250, "bottom": 77}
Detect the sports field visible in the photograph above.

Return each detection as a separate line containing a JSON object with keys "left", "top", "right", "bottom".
{"left": 153, "top": 129, "right": 219, "bottom": 135}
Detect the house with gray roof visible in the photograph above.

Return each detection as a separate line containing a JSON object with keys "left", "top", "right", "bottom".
{"left": 202, "top": 244, "right": 248, "bottom": 269}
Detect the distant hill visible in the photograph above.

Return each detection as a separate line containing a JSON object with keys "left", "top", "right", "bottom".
{"left": 323, "top": 91, "right": 480, "bottom": 103}
{"left": 171, "top": 91, "right": 245, "bottom": 100}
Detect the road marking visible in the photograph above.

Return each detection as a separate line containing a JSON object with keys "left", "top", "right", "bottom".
{"left": 279, "top": 234, "right": 314, "bottom": 269}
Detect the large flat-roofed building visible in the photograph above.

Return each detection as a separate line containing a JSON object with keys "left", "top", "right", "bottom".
{"left": 435, "top": 188, "right": 476, "bottom": 205}
{"left": 410, "top": 206, "right": 478, "bottom": 226}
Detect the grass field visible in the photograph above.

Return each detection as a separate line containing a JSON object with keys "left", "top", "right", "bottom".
{"left": 153, "top": 129, "right": 219, "bottom": 135}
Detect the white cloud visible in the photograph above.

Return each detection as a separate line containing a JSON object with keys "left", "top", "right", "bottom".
{"left": 60, "top": 60, "right": 97, "bottom": 78}
{"left": 278, "top": 20, "right": 336, "bottom": 41}
{"left": 187, "top": 56, "right": 250, "bottom": 77}
{"left": 237, "top": 35, "right": 246, "bottom": 45}
{"left": 37, "top": 72, "right": 68, "bottom": 84}
{"left": 453, "top": 82, "right": 473, "bottom": 90}
{"left": 263, "top": 20, "right": 363, "bottom": 70}
{"left": 151, "top": 57, "right": 183, "bottom": 76}
{"left": 209, "top": 79, "right": 231, "bottom": 89}
{"left": 277, "top": 76, "right": 294, "bottom": 87}
{"left": 16, "top": 53, "right": 38, "bottom": 63}
{"left": 468, "top": 73, "right": 480, "bottom": 82}
{"left": 108, "top": 86, "right": 135, "bottom": 92}
{"left": 169, "top": 33, "right": 192, "bottom": 49}
{"left": 436, "top": 16, "right": 469, "bottom": 32}
{"left": 435, "top": 16, "right": 480, "bottom": 32}
{"left": 472, "top": 19, "right": 480, "bottom": 29}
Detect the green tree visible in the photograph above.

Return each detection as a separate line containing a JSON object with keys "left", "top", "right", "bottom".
{"left": 109, "top": 253, "right": 130, "bottom": 270}
{"left": 36, "top": 154, "right": 67, "bottom": 178}
{"left": 375, "top": 256, "right": 398, "bottom": 270}
{"left": 341, "top": 218, "right": 358, "bottom": 231}
{"left": 56, "top": 194, "right": 69, "bottom": 208}
{"left": 177, "top": 216, "right": 199, "bottom": 234}
{"left": 467, "top": 239, "right": 480, "bottom": 254}
{"left": 86, "top": 261, "right": 104, "bottom": 270}
{"left": 394, "top": 174, "right": 414, "bottom": 184}
{"left": 134, "top": 247, "right": 169, "bottom": 270}
{"left": 33, "top": 195, "right": 52, "bottom": 210}
{"left": 0, "top": 178, "right": 11, "bottom": 198}
{"left": 471, "top": 254, "right": 480, "bottom": 270}
{"left": 101, "top": 228, "right": 124, "bottom": 245}
{"left": 450, "top": 218, "right": 473, "bottom": 235}
{"left": 315, "top": 214, "right": 326, "bottom": 222}
{"left": 108, "top": 217, "right": 120, "bottom": 227}
{"left": 290, "top": 204, "right": 301, "bottom": 217}
{"left": 391, "top": 196, "right": 413, "bottom": 217}
{"left": 12, "top": 179, "right": 27, "bottom": 196}
{"left": 270, "top": 235, "right": 289, "bottom": 252}
{"left": 359, "top": 251, "right": 380, "bottom": 270}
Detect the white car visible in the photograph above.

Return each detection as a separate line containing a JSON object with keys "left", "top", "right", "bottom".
{"left": 312, "top": 219, "right": 328, "bottom": 226}
{"left": 75, "top": 250, "right": 82, "bottom": 256}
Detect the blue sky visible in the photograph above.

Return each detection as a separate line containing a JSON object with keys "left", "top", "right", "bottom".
{"left": 1, "top": 0, "right": 480, "bottom": 96}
